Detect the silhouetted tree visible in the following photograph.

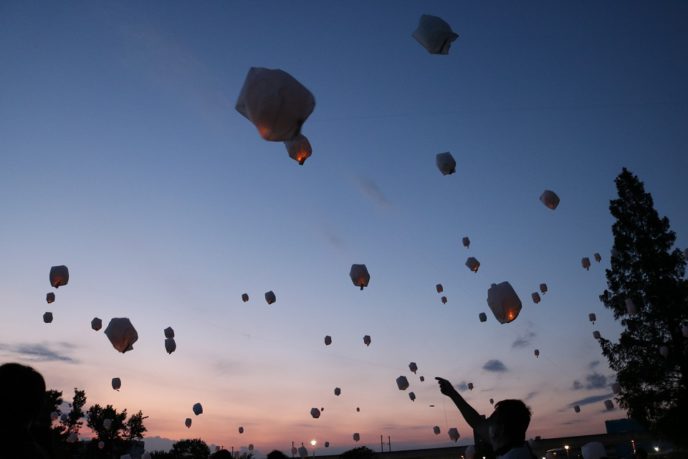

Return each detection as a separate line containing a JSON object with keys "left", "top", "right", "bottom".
{"left": 599, "top": 168, "right": 688, "bottom": 445}
{"left": 170, "top": 438, "right": 211, "bottom": 458}
{"left": 340, "top": 446, "right": 377, "bottom": 458}
{"left": 126, "top": 410, "right": 148, "bottom": 440}
{"left": 86, "top": 404, "right": 128, "bottom": 442}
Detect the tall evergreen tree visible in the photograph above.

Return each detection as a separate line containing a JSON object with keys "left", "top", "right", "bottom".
{"left": 599, "top": 168, "right": 688, "bottom": 445}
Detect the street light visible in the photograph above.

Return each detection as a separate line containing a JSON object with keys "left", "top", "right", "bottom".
{"left": 564, "top": 445, "right": 570, "bottom": 457}
{"left": 310, "top": 439, "right": 317, "bottom": 457}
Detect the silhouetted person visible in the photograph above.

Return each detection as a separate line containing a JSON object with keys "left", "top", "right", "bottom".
{"left": 0, "top": 363, "right": 50, "bottom": 458}
{"left": 437, "top": 377, "right": 535, "bottom": 459}
{"left": 267, "top": 451, "right": 290, "bottom": 459}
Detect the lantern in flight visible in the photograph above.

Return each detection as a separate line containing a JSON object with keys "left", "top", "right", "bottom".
{"left": 594, "top": 253, "right": 602, "bottom": 263}
{"left": 193, "top": 403, "right": 203, "bottom": 415}
{"left": 409, "top": 362, "right": 418, "bottom": 374}
{"left": 467, "top": 382, "right": 474, "bottom": 390}
{"left": 396, "top": 376, "right": 410, "bottom": 390}
{"left": 539, "top": 190, "right": 560, "bottom": 210}
{"left": 593, "top": 331, "right": 601, "bottom": 340}
{"left": 324, "top": 335, "right": 332, "bottom": 346}
{"left": 49, "top": 265, "right": 69, "bottom": 288}
{"left": 534, "top": 349, "right": 540, "bottom": 358}
{"left": 465, "top": 257, "right": 480, "bottom": 273}
{"left": 43, "top": 312, "right": 53, "bottom": 323}
{"left": 265, "top": 291, "right": 276, "bottom": 304}
{"left": 489, "top": 398, "right": 494, "bottom": 405}
{"left": 436, "top": 283, "right": 443, "bottom": 293}
{"left": 235, "top": 67, "right": 315, "bottom": 142}
{"left": 441, "top": 296, "right": 447, "bottom": 304}
{"left": 363, "top": 335, "right": 371, "bottom": 346}
{"left": 448, "top": 428, "right": 460, "bottom": 442}
{"left": 462, "top": 237, "right": 470, "bottom": 248}
{"left": 165, "top": 338, "right": 177, "bottom": 354}
{"left": 310, "top": 408, "right": 321, "bottom": 419}
{"left": 479, "top": 312, "right": 487, "bottom": 322}
{"left": 334, "top": 387, "right": 341, "bottom": 396}
{"left": 350, "top": 264, "right": 370, "bottom": 290}
{"left": 435, "top": 152, "right": 456, "bottom": 175}
{"left": 239, "top": 426, "right": 244, "bottom": 434}
{"left": 588, "top": 313, "right": 596, "bottom": 324}
{"left": 409, "top": 392, "right": 416, "bottom": 402}
{"left": 420, "top": 376, "right": 425, "bottom": 382}
{"left": 353, "top": 433, "right": 360, "bottom": 442}
{"left": 412, "top": 15, "right": 459, "bottom": 55}
{"left": 91, "top": 317, "right": 102, "bottom": 331}
{"left": 285, "top": 134, "right": 312, "bottom": 165}
{"left": 433, "top": 426, "right": 440, "bottom": 435}
{"left": 487, "top": 282, "right": 522, "bottom": 324}
{"left": 46, "top": 293, "right": 55, "bottom": 304}
{"left": 574, "top": 405, "right": 580, "bottom": 413}
{"left": 164, "top": 327, "right": 174, "bottom": 339}
{"left": 531, "top": 292, "right": 541, "bottom": 304}
{"left": 112, "top": 378, "right": 121, "bottom": 391}
{"left": 581, "top": 257, "right": 591, "bottom": 270}
{"left": 324, "top": 442, "right": 330, "bottom": 448}
{"left": 185, "top": 418, "right": 192, "bottom": 428}
{"left": 104, "top": 318, "right": 138, "bottom": 353}
{"left": 242, "top": 293, "right": 249, "bottom": 302}
{"left": 539, "top": 283, "right": 548, "bottom": 294}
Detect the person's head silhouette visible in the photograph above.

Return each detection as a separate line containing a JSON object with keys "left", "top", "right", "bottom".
{"left": 487, "top": 399, "right": 532, "bottom": 451}
{"left": 0, "top": 362, "right": 46, "bottom": 433}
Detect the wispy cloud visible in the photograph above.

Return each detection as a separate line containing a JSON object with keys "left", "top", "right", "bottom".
{"left": 572, "top": 372, "right": 608, "bottom": 390}
{"left": 356, "top": 176, "right": 392, "bottom": 208}
{"left": 588, "top": 360, "right": 600, "bottom": 369}
{"left": 568, "top": 393, "right": 613, "bottom": 408}
{"left": 512, "top": 330, "right": 536, "bottom": 349}
{"left": 456, "top": 381, "right": 469, "bottom": 392}
{"left": 483, "top": 359, "right": 508, "bottom": 372}
{"left": 524, "top": 391, "right": 538, "bottom": 401}
{"left": 0, "top": 342, "right": 78, "bottom": 364}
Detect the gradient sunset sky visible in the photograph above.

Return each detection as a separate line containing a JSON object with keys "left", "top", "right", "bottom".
{"left": 1, "top": 1, "right": 687, "bottom": 456}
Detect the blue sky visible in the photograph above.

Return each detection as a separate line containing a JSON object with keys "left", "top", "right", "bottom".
{"left": 1, "top": 1, "right": 687, "bottom": 456}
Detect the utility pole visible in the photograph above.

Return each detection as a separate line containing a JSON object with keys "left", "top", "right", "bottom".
{"left": 380, "top": 435, "right": 384, "bottom": 453}
{"left": 388, "top": 436, "right": 391, "bottom": 452}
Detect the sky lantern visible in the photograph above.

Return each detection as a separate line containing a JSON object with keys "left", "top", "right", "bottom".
{"left": 612, "top": 383, "right": 620, "bottom": 394}
{"left": 604, "top": 400, "right": 614, "bottom": 410}
{"left": 465, "top": 257, "right": 480, "bottom": 273}
{"left": 589, "top": 313, "right": 596, "bottom": 324}
{"left": 350, "top": 264, "right": 370, "bottom": 290}
{"left": 164, "top": 327, "right": 174, "bottom": 339}
{"left": 448, "top": 428, "right": 460, "bottom": 442}
{"left": 310, "top": 408, "right": 321, "bottom": 419}
{"left": 241, "top": 293, "right": 249, "bottom": 302}
{"left": 248, "top": 444, "right": 254, "bottom": 452}
{"left": 49, "top": 265, "right": 69, "bottom": 288}
{"left": 285, "top": 134, "right": 312, "bottom": 165}
{"left": 324, "top": 335, "right": 332, "bottom": 346}
{"left": 396, "top": 376, "right": 409, "bottom": 390}
{"left": 489, "top": 398, "right": 494, "bottom": 405}
{"left": 420, "top": 376, "right": 425, "bottom": 382}
{"left": 334, "top": 387, "right": 341, "bottom": 396}
{"left": 581, "top": 257, "right": 591, "bottom": 270}
{"left": 593, "top": 331, "right": 601, "bottom": 340}
{"left": 409, "top": 362, "right": 418, "bottom": 374}
{"left": 435, "top": 152, "right": 457, "bottom": 175}
{"left": 539, "top": 283, "right": 548, "bottom": 294}
{"left": 625, "top": 298, "right": 637, "bottom": 314}
{"left": 265, "top": 291, "right": 276, "bottom": 304}
{"left": 235, "top": 67, "right": 315, "bottom": 142}
{"left": 324, "top": 442, "right": 330, "bottom": 448}
{"left": 467, "top": 382, "right": 474, "bottom": 390}
{"left": 356, "top": 407, "right": 360, "bottom": 412}
{"left": 534, "top": 349, "right": 540, "bottom": 358}
{"left": 104, "top": 318, "right": 138, "bottom": 353}
{"left": 353, "top": 433, "right": 360, "bottom": 442}
{"left": 46, "top": 292, "right": 55, "bottom": 304}
{"left": 433, "top": 426, "right": 440, "bottom": 435}
{"left": 462, "top": 237, "right": 470, "bottom": 248}
{"left": 409, "top": 392, "right": 416, "bottom": 401}
{"left": 165, "top": 338, "right": 177, "bottom": 354}
{"left": 43, "top": 312, "right": 53, "bottom": 323}
{"left": 112, "top": 378, "right": 121, "bottom": 391}
{"left": 193, "top": 403, "right": 203, "bottom": 415}
{"left": 479, "top": 312, "right": 487, "bottom": 323}
{"left": 436, "top": 283, "right": 443, "bottom": 293}
{"left": 363, "top": 335, "right": 371, "bottom": 346}
{"left": 441, "top": 296, "right": 447, "bottom": 304}
{"left": 185, "top": 418, "right": 192, "bottom": 428}
{"left": 91, "top": 317, "right": 102, "bottom": 331}
{"left": 239, "top": 426, "right": 244, "bottom": 434}
{"left": 412, "top": 15, "right": 458, "bottom": 55}
{"left": 660, "top": 345, "right": 669, "bottom": 358}
{"left": 487, "top": 282, "right": 522, "bottom": 324}
{"left": 531, "top": 292, "right": 541, "bottom": 304}
{"left": 594, "top": 253, "right": 602, "bottom": 263}
{"left": 574, "top": 405, "right": 581, "bottom": 413}
{"left": 539, "top": 190, "right": 560, "bottom": 210}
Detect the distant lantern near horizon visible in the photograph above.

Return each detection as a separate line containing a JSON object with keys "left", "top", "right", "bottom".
{"left": 420, "top": 376, "right": 425, "bottom": 382}
{"left": 242, "top": 293, "right": 249, "bottom": 302}
{"left": 409, "top": 392, "right": 416, "bottom": 401}
{"left": 350, "top": 264, "right": 370, "bottom": 290}
{"left": 49, "top": 265, "right": 69, "bottom": 288}
{"left": 433, "top": 426, "right": 441, "bottom": 435}
{"left": 46, "top": 292, "right": 55, "bottom": 304}
{"left": 112, "top": 378, "right": 121, "bottom": 391}
{"left": 164, "top": 327, "right": 174, "bottom": 339}
{"left": 489, "top": 398, "right": 494, "bottom": 405}
{"left": 165, "top": 338, "right": 177, "bottom": 354}
{"left": 409, "top": 362, "right": 418, "bottom": 374}
{"left": 604, "top": 400, "right": 614, "bottom": 410}
{"left": 324, "top": 442, "right": 330, "bottom": 448}
{"left": 185, "top": 418, "right": 192, "bottom": 428}
{"left": 310, "top": 408, "right": 321, "bottom": 419}
{"left": 487, "top": 282, "right": 522, "bottom": 324}
{"left": 396, "top": 376, "right": 410, "bottom": 391}
{"left": 285, "top": 133, "right": 312, "bottom": 165}
{"left": 356, "top": 407, "right": 360, "bottom": 412}
{"left": 239, "top": 426, "right": 244, "bottom": 434}
{"left": 324, "top": 335, "right": 332, "bottom": 346}
{"left": 589, "top": 313, "right": 596, "bottom": 324}
{"left": 534, "top": 349, "right": 540, "bottom": 358}
{"left": 531, "top": 292, "right": 541, "bottom": 304}
{"left": 363, "top": 335, "right": 371, "bottom": 346}
{"left": 193, "top": 403, "right": 203, "bottom": 416}
{"left": 594, "top": 253, "right": 602, "bottom": 263}
{"left": 353, "top": 433, "right": 360, "bottom": 442}
{"left": 435, "top": 152, "right": 457, "bottom": 175}
{"left": 235, "top": 67, "right": 315, "bottom": 142}
{"left": 574, "top": 405, "right": 581, "bottom": 413}
{"left": 104, "top": 318, "right": 138, "bottom": 353}
{"left": 448, "top": 427, "right": 460, "bottom": 442}
{"left": 593, "top": 331, "right": 601, "bottom": 340}
{"left": 441, "top": 296, "right": 447, "bottom": 304}
{"left": 581, "top": 257, "right": 591, "bottom": 270}
{"left": 479, "top": 312, "right": 487, "bottom": 323}
{"left": 539, "top": 190, "right": 560, "bottom": 210}
{"left": 436, "top": 283, "right": 443, "bottom": 293}
{"left": 462, "top": 237, "right": 470, "bottom": 248}
{"left": 540, "top": 283, "right": 548, "bottom": 294}
{"left": 467, "top": 382, "right": 474, "bottom": 390}
{"left": 334, "top": 387, "right": 341, "bottom": 396}
{"left": 465, "top": 257, "right": 480, "bottom": 273}
{"left": 412, "top": 15, "right": 459, "bottom": 55}
{"left": 43, "top": 312, "right": 53, "bottom": 323}
{"left": 265, "top": 291, "right": 276, "bottom": 304}
{"left": 91, "top": 317, "right": 102, "bottom": 331}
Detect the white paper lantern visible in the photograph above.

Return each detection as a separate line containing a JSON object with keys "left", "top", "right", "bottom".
{"left": 435, "top": 152, "right": 457, "bottom": 175}
{"left": 91, "top": 317, "right": 102, "bottom": 331}
{"left": 46, "top": 292, "right": 55, "bottom": 304}
{"left": 285, "top": 133, "right": 312, "bottom": 165}
{"left": 363, "top": 335, "right": 371, "bottom": 346}
{"left": 310, "top": 408, "right": 321, "bottom": 419}
{"left": 43, "top": 312, "right": 53, "bottom": 323}
{"left": 433, "top": 426, "right": 440, "bottom": 435}
{"left": 486, "top": 282, "right": 522, "bottom": 324}
{"left": 265, "top": 291, "right": 276, "bottom": 304}
{"left": 412, "top": 15, "right": 459, "bottom": 55}
{"left": 465, "top": 257, "right": 480, "bottom": 273}
{"left": 532, "top": 292, "right": 541, "bottom": 304}
{"left": 448, "top": 427, "right": 460, "bottom": 442}
{"left": 104, "top": 318, "right": 138, "bottom": 353}
{"left": 396, "top": 376, "right": 410, "bottom": 391}
{"left": 112, "top": 378, "right": 121, "bottom": 391}
{"left": 409, "top": 362, "right": 418, "bottom": 374}
{"left": 539, "top": 190, "right": 560, "bottom": 210}
{"left": 581, "top": 257, "right": 591, "bottom": 270}
{"left": 235, "top": 67, "right": 315, "bottom": 142}
{"left": 165, "top": 338, "right": 177, "bottom": 354}
{"left": 164, "top": 327, "right": 174, "bottom": 339}
{"left": 49, "top": 265, "right": 69, "bottom": 288}
{"left": 193, "top": 403, "right": 203, "bottom": 415}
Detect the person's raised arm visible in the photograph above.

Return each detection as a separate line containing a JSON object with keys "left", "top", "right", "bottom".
{"left": 435, "top": 377, "right": 488, "bottom": 439}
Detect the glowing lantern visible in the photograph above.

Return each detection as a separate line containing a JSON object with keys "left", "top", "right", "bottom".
{"left": 479, "top": 312, "right": 487, "bottom": 322}
{"left": 540, "top": 283, "right": 548, "bottom": 294}
{"left": 43, "top": 312, "right": 53, "bottom": 323}
{"left": 164, "top": 327, "right": 174, "bottom": 339}
{"left": 353, "top": 433, "right": 360, "bottom": 442}
{"left": 91, "top": 317, "right": 102, "bottom": 331}
{"left": 185, "top": 418, "right": 192, "bottom": 428}
{"left": 98, "top": 441, "right": 105, "bottom": 449}
{"left": 409, "top": 392, "right": 416, "bottom": 401}
{"left": 235, "top": 67, "right": 315, "bottom": 142}
{"left": 112, "top": 378, "right": 121, "bottom": 391}
{"left": 350, "top": 264, "right": 370, "bottom": 290}
{"left": 324, "top": 335, "right": 332, "bottom": 346}
{"left": 242, "top": 293, "right": 249, "bottom": 302}
{"left": 435, "top": 152, "right": 457, "bottom": 175}
{"left": 594, "top": 253, "right": 602, "bottom": 263}
{"left": 285, "top": 134, "right": 312, "bottom": 165}
{"left": 396, "top": 376, "right": 410, "bottom": 391}
{"left": 593, "top": 331, "right": 601, "bottom": 340}
{"left": 363, "top": 335, "right": 371, "bottom": 346}
{"left": 49, "top": 265, "right": 69, "bottom": 288}
{"left": 448, "top": 427, "right": 460, "bottom": 442}
{"left": 660, "top": 346, "right": 669, "bottom": 358}
{"left": 103, "top": 419, "right": 112, "bottom": 430}
{"left": 165, "top": 338, "right": 177, "bottom": 354}
{"left": 420, "top": 376, "right": 425, "bottom": 382}
{"left": 441, "top": 296, "right": 447, "bottom": 304}
{"left": 465, "top": 257, "right": 480, "bottom": 273}
{"left": 612, "top": 383, "right": 620, "bottom": 394}
{"left": 436, "top": 283, "right": 443, "bottom": 293}
{"left": 486, "top": 282, "right": 522, "bottom": 324}
{"left": 581, "top": 257, "right": 591, "bottom": 270}
{"left": 462, "top": 237, "right": 470, "bottom": 248}
{"left": 539, "top": 190, "right": 560, "bottom": 210}
{"left": 409, "top": 362, "right": 418, "bottom": 374}
{"left": 412, "top": 15, "right": 459, "bottom": 55}
{"left": 467, "top": 382, "right": 474, "bottom": 390}
{"left": 589, "top": 313, "right": 596, "bottom": 324}
{"left": 574, "top": 405, "right": 580, "bottom": 413}
{"left": 489, "top": 398, "right": 494, "bottom": 405}
{"left": 104, "top": 318, "right": 138, "bottom": 353}
{"left": 604, "top": 400, "right": 614, "bottom": 410}
{"left": 46, "top": 292, "right": 55, "bottom": 304}
{"left": 534, "top": 349, "right": 540, "bottom": 358}
{"left": 625, "top": 298, "right": 637, "bottom": 314}
{"left": 310, "top": 408, "right": 321, "bottom": 419}
{"left": 531, "top": 292, "right": 541, "bottom": 304}
{"left": 324, "top": 442, "right": 330, "bottom": 448}
{"left": 263, "top": 290, "right": 277, "bottom": 304}
{"left": 433, "top": 426, "right": 440, "bottom": 435}
{"left": 193, "top": 403, "right": 203, "bottom": 415}
{"left": 239, "top": 426, "right": 244, "bottom": 434}
{"left": 334, "top": 387, "right": 341, "bottom": 396}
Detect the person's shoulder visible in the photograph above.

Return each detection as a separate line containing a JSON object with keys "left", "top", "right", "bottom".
{"left": 500, "top": 445, "right": 536, "bottom": 459}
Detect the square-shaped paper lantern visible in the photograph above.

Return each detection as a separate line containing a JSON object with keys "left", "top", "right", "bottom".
{"left": 412, "top": 15, "right": 459, "bottom": 55}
